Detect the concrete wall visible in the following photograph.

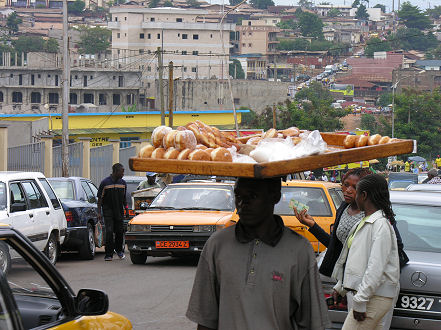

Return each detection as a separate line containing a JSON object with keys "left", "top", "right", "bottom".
{"left": 0, "top": 118, "right": 49, "bottom": 147}
{"left": 163, "top": 79, "right": 292, "bottom": 114}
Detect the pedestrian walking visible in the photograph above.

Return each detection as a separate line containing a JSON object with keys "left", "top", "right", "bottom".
{"left": 333, "top": 174, "right": 400, "bottom": 329}
{"left": 422, "top": 168, "right": 438, "bottom": 183}
{"left": 97, "top": 163, "right": 128, "bottom": 261}
{"left": 186, "top": 177, "right": 330, "bottom": 330}
{"left": 294, "top": 168, "right": 407, "bottom": 330}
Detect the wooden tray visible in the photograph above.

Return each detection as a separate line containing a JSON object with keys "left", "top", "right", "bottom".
{"left": 129, "top": 134, "right": 414, "bottom": 178}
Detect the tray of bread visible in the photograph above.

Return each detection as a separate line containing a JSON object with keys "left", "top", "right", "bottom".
{"left": 129, "top": 121, "right": 414, "bottom": 178}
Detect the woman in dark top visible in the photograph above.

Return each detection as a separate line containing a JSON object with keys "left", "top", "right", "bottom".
{"left": 294, "top": 168, "right": 407, "bottom": 278}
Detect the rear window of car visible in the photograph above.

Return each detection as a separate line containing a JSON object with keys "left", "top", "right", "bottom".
{"left": 48, "top": 180, "right": 75, "bottom": 200}
{"left": 39, "top": 179, "right": 61, "bottom": 209}
{"left": 0, "top": 182, "right": 5, "bottom": 210}
{"left": 150, "top": 185, "right": 234, "bottom": 211}
{"left": 394, "top": 203, "right": 441, "bottom": 253}
{"left": 275, "top": 187, "right": 332, "bottom": 217}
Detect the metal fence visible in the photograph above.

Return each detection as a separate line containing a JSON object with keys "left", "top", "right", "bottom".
{"left": 119, "top": 146, "right": 137, "bottom": 176}
{"left": 8, "top": 142, "right": 45, "bottom": 173}
{"left": 53, "top": 142, "right": 83, "bottom": 177}
{"left": 90, "top": 144, "right": 113, "bottom": 186}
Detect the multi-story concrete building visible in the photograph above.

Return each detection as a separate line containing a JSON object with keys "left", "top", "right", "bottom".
{"left": 108, "top": 6, "right": 235, "bottom": 91}
{"left": 236, "top": 19, "right": 280, "bottom": 56}
{"left": 0, "top": 52, "right": 143, "bottom": 114}
{"left": 315, "top": 4, "right": 352, "bottom": 17}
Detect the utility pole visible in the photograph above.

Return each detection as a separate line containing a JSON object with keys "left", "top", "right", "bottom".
{"left": 274, "top": 55, "right": 277, "bottom": 82}
{"left": 272, "top": 104, "right": 276, "bottom": 129}
{"left": 168, "top": 61, "right": 174, "bottom": 128}
{"left": 62, "top": 0, "right": 69, "bottom": 177}
{"left": 157, "top": 47, "right": 165, "bottom": 125}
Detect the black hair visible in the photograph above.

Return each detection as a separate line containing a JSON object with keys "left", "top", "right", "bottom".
{"left": 357, "top": 174, "right": 396, "bottom": 225}
{"left": 342, "top": 168, "right": 372, "bottom": 184}
{"left": 112, "top": 163, "right": 124, "bottom": 173}
{"left": 235, "top": 177, "right": 282, "bottom": 204}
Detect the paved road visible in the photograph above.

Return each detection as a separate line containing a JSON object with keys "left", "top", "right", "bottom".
{"left": 56, "top": 249, "right": 198, "bottom": 330}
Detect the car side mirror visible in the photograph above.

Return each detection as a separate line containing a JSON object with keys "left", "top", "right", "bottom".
{"left": 11, "top": 202, "right": 27, "bottom": 212}
{"left": 140, "top": 202, "right": 150, "bottom": 210}
{"left": 88, "top": 196, "right": 97, "bottom": 204}
{"left": 75, "top": 289, "right": 109, "bottom": 316}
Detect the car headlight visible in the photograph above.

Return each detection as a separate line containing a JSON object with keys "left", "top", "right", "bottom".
{"left": 193, "top": 225, "right": 215, "bottom": 233}
{"left": 128, "top": 224, "right": 151, "bottom": 232}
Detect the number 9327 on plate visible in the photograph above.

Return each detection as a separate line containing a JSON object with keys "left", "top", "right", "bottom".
{"left": 396, "top": 293, "right": 441, "bottom": 313}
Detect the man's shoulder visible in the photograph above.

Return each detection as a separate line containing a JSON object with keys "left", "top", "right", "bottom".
{"left": 100, "top": 176, "right": 112, "bottom": 185}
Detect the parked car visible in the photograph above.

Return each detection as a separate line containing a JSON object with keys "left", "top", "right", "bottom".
{"left": 388, "top": 172, "right": 418, "bottom": 190}
{"left": 322, "top": 191, "right": 441, "bottom": 329}
{"left": 123, "top": 176, "right": 148, "bottom": 220}
{"left": 0, "top": 172, "right": 66, "bottom": 266}
{"left": 406, "top": 183, "right": 441, "bottom": 192}
{"left": 0, "top": 225, "right": 132, "bottom": 329}
{"left": 125, "top": 182, "right": 236, "bottom": 264}
{"left": 47, "top": 177, "right": 103, "bottom": 260}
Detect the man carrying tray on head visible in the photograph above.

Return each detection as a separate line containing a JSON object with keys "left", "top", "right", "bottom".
{"left": 186, "top": 176, "right": 330, "bottom": 330}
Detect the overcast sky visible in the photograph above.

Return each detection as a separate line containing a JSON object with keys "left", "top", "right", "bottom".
{"left": 209, "top": 0, "right": 440, "bottom": 12}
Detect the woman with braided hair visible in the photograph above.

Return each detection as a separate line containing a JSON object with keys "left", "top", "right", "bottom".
{"left": 332, "top": 174, "right": 400, "bottom": 329}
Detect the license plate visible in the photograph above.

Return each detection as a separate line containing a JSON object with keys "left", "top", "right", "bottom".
{"left": 155, "top": 241, "right": 189, "bottom": 249}
{"left": 396, "top": 293, "right": 441, "bottom": 313}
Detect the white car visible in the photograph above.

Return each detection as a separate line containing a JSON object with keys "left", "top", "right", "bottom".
{"left": 0, "top": 172, "right": 66, "bottom": 265}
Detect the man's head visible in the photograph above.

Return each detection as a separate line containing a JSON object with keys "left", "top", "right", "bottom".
{"left": 234, "top": 177, "right": 282, "bottom": 228}
{"left": 146, "top": 172, "right": 157, "bottom": 185}
{"left": 112, "top": 163, "right": 125, "bottom": 180}
{"left": 428, "top": 169, "right": 438, "bottom": 179}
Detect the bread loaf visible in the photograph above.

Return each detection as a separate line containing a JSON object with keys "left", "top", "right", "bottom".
{"left": 152, "top": 126, "right": 172, "bottom": 148}
{"left": 177, "top": 148, "right": 192, "bottom": 160}
{"left": 174, "top": 130, "right": 197, "bottom": 150}
{"left": 210, "top": 147, "right": 233, "bottom": 162}
{"left": 151, "top": 147, "right": 166, "bottom": 159}
{"left": 163, "top": 130, "right": 178, "bottom": 149}
{"left": 138, "top": 144, "right": 155, "bottom": 158}
{"left": 379, "top": 136, "right": 391, "bottom": 144}
{"left": 343, "top": 135, "right": 359, "bottom": 149}
{"left": 368, "top": 134, "right": 381, "bottom": 146}
{"left": 188, "top": 149, "right": 210, "bottom": 161}
{"left": 164, "top": 147, "right": 180, "bottom": 159}
{"left": 356, "top": 135, "right": 369, "bottom": 147}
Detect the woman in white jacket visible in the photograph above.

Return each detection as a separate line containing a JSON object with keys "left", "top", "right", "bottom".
{"left": 332, "top": 174, "right": 400, "bottom": 329}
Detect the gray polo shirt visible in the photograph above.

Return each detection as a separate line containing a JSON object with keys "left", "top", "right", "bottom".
{"left": 186, "top": 222, "right": 330, "bottom": 330}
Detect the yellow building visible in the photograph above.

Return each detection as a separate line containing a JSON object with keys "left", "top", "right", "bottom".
{"left": 1, "top": 109, "right": 248, "bottom": 147}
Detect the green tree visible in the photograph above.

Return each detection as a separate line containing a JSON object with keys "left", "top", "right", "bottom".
{"left": 426, "top": 5, "right": 441, "bottom": 19}
{"left": 356, "top": 4, "right": 369, "bottom": 20}
{"left": 276, "top": 19, "right": 297, "bottom": 30}
{"left": 352, "top": 0, "right": 360, "bottom": 8}
{"left": 298, "top": 0, "right": 313, "bottom": 8}
{"left": 163, "top": 0, "right": 173, "bottom": 5}
{"left": 377, "top": 92, "right": 392, "bottom": 107}
{"left": 149, "top": 0, "right": 160, "bottom": 7}
{"left": 76, "top": 26, "right": 111, "bottom": 54}
{"left": 398, "top": 1, "right": 432, "bottom": 30}
{"left": 186, "top": 0, "right": 201, "bottom": 7}
{"left": 361, "top": 114, "right": 377, "bottom": 132}
{"left": 277, "top": 38, "right": 309, "bottom": 51}
{"left": 13, "top": 36, "right": 45, "bottom": 53}
{"left": 68, "top": 0, "right": 85, "bottom": 15}
{"left": 229, "top": 0, "right": 242, "bottom": 5}
{"left": 393, "top": 89, "right": 441, "bottom": 158}
{"left": 390, "top": 28, "right": 438, "bottom": 51}
{"left": 298, "top": 12, "right": 323, "bottom": 39}
{"left": 6, "top": 12, "right": 22, "bottom": 34}
{"left": 45, "top": 38, "right": 59, "bottom": 53}
{"left": 250, "top": 0, "right": 274, "bottom": 9}
{"left": 229, "top": 59, "right": 245, "bottom": 79}
{"left": 427, "top": 45, "right": 441, "bottom": 60}
{"left": 364, "top": 37, "right": 391, "bottom": 57}
{"left": 373, "top": 4, "right": 386, "bottom": 12}
{"left": 327, "top": 8, "right": 341, "bottom": 17}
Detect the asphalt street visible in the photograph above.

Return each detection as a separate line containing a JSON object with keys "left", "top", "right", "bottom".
{"left": 56, "top": 249, "right": 199, "bottom": 330}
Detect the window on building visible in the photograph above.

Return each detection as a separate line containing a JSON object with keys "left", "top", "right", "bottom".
{"left": 120, "top": 137, "right": 139, "bottom": 148}
{"left": 139, "top": 49, "right": 144, "bottom": 54}
{"left": 90, "top": 75, "right": 93, "bottom": 80}
{"left": 12, "top": 91, "right": 22, "bottom": 103}
{"left": 19, "top": 74, "right": 22, "bottom": 85}
{"left": 210, "top": 34, "right": 213, "bottom": 38}
{"left": 115, "top": 16, "right": 118, "bottom": 21}
{"left": 140, "top": 33, "right": 145, "bottom": 39}
{"left": 84, "top": 93, "right": 94, "bottom": 104}
{"left": 124, "top": 33, "right": 127, "bottom": 37}
{"left": 176, "top": 18, "right": 182, "bottom": 22}
{"left": 38, "top": 74, "right": 41, "bottom": 78}
{"left": 55, "top": 75, "right": 59, "bottom": 86}
{"left": 0, "top": 91, "right": 3, "bottom": 102}
{"left": 31, "top": 74, "right": 35, "bottom": 85}
{"left": 218, "top": 97, "right": 224, "bottom": 104}
{"left": 183, "top": 67, "right": 187, "bottom": 72}
{"left": 117, "top": 33, "right": 120, "bottom": 38}
{"left": 242, "top": 43, "right": 246, "bottom": 47}
{"left": 127, "top": 94, "right": 135, "bottom": 105}
{"left": 98, "top": 94, "right": 107, "bottom": 105}
{"left": 193, "top": 34, "right": 199, "bottom": 40}
{"left": 31, "top": 92, "right": 41, "bottom": 104}
{"left": 147, "top": 82, "right": 151, "bottom": 88}
{"left": 234, "top": 98, "right": 240, "bottom": 104}
{"left": 192, "top": 51, "right": 198, "bottom": 55}
{"left": 248, "top": 43, "right": 252, "bottom": 47}
{"left": 150, "top": 17, "right": 155, "bottom": 22}
{"left": 83, "top": 76, "right": 87, "bottom": 87}
{"left": 69, "top": 93, "right": 77, "bottom": 104}
{"left": 248, "top": 21, "right": 251, "bottom": 26}
{"left": 182, "top": 34, "right": 188, "bottom": 39}
{"left": 157, "top": 33, "right": 160, "bottom": 39}
{"left": 248, "top": 32, "right": 252, "bottom": 36}
{"left": 148, "top": 33, "right": 151, "bottom": 39}
{"left": 49, "top": 92, "right": 59, "bottom": 104}
{"left": 182, "top": 51, "right": 187, "bottom": 55}
{"left": 117, "top": 49, "right": 121, "bottom": 55}
{"left": 113, "top": 94, "right": 121, "bottom": 105}
{"left": 9, "top": 74, "right": 13, "bottom": 78}
{"left": 147, "top": 66, "right": 151, "bottom": 72}
{"left": 74, "top": 75, "right": 78, "bottom": 79}
{"left": 124, "top": 16, "right": 127, "bottom": 20}
{"left": 118, "top": 76, "right": 124, "bottom": 87}
{"left": 191, "top": 67, "right": 197, "bottom": 73}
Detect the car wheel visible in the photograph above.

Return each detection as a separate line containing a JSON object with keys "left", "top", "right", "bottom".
{"left": 79, "top": 223, "right": 96, "bottom": 260}
{"left": 45, "top": 233, "right": 58, "bottom": 265}
{"left": 130, "top": 252, "right": 147, "bottom": 265}
{"left": 0, "top": 242, "right": 11, "bottom": 274}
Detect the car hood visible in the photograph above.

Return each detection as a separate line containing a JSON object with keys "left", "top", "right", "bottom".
{"left": 130, "top": 210, "right": 233, "bottom": 225}
{"left": 400, "top": 250, "right": 441, "bottom": 293}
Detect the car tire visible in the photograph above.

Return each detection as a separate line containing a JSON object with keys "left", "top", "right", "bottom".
{"left": 130, "top": 252, "right": 147, "bottom": 265}
{"left": 0, "top": 242, "right": 11, "bottom": 274}
{"left": 79, "top": 223, "right": 96, "bottom": 260}
{"left": 45, "top": 233, "right": 58, "bottom": 265}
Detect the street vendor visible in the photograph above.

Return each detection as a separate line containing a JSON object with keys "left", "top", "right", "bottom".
{"left": 186, "top": 177, "right": 330, "bottom": 330}
{"left": 137, "top": 172, "right": 162, "bottom": 190}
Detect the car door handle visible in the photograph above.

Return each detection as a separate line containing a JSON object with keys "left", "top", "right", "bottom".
{"left": 29, "top": 214, "right": 33, "bottom": 218}
{"left": 46, "top": 211, "right": 50, "bottom": 215}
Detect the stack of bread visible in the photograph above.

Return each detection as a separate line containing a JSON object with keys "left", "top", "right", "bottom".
{"left": 138, "top": 121, "right": 239, "bottom": 162}
{"left": 343, "top": 134, "right": 399, "bottom": 149}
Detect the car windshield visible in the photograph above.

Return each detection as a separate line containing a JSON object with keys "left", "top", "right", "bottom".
{"left": 48, "top": 180, "right": 75, "bottom": 200}
{"left": 389, "top": 181, "right": 413, "bottom": 190}
{"left": 394, "top": 203, "right": 441, "bottom": 253}
{"left": 0, "top": 182, "right": 6, "bottom": 210}
{"left": 149, "top": 185, "right": 234, "bottom": 211}
{"left": 275, "top": 187, "right": 332, "bottom": 217}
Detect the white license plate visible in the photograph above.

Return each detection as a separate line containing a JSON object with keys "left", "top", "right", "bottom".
{"left": 396, "top": 294, "right": 441, "bottom": 313}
